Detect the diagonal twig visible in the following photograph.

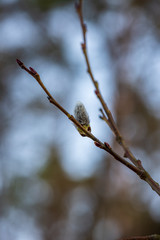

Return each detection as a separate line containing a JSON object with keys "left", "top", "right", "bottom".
{"left": 121, "top": 234, "right": 160, "bottom": 240}
{"left": 75, "top": 0, "right": 139, "bottom": 167}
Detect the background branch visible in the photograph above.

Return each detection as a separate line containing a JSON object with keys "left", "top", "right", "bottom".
{"left": 121, "top": 234, "right": 160, "bottom": 240}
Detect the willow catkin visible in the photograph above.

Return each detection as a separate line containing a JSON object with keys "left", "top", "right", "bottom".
{"left": 74, "top": 102, "right": 91, "bottom": 137}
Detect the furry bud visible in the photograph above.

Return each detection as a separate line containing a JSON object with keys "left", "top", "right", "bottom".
{"left": 74, "top": 102, "right": 91, "bottom": 137}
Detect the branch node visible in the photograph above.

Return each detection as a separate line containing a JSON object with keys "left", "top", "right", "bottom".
{"left": 137, "top": 159, "right": 143, "bottom": 168}
{"left": 95, "top": 89, "right": 99, "bottom": 95}
{"left": 139, "top": 171, "right": 147, "bottom": 180}
{"left": 116, "top": 135, "right": 122, "bottom": 144}
{"left": 81, "top": 42, "right": 86, "bottom": 51}
{"left": 16, "top": 58, "right": 24, "bottom": 68}
{"left": 47, "top": 96, "right": 52, "bottom": 102}
{"left": 94, "top": 141, "right": 103, "bottom": 149}
{"left": 75, "top": 1, "right": 80, "bottom": 12}
{"left": 95, "top": 80, "right": 99, "bottom": 89}
{"left": 29, "top": 67, "right": 37, "bottom": 76}
{"left": 83, "top": 23, "right": 87, "bottom": 33}
{"left": 104, "top": 142, "right": 112, "bottom": 150}
{"left": 67, "top": 113, "right": 72, "bottom": 119}
{"left": 99, "top": 115, "right": 104, "bottom": 120}
{"left": 124, "top": 151, "right": 129, "bottom": 158}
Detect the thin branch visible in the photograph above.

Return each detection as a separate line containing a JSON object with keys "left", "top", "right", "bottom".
{"left": 121, "top": 234, "right": 160, "bottom": 240}
{"left": 16, "top": 59, "right": 160, "bottom": 196}
{"left": 75, "top": 0, "right": 160, "bottom": 196}
{"left": 75, "top": 0, "right": 141, "bottom": 168}
{"left": 99, "top": 108, "right": 115, "bottom": 132}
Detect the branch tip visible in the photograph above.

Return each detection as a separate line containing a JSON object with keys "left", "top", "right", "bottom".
{"left": 16, "top": 58, "right": 24, "bottom": 67}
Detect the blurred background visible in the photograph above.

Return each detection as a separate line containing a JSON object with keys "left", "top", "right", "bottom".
{"left": 1, "top": 0, "right": 160, "bottom": 239}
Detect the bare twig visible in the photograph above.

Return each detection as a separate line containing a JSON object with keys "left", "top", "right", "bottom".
{"left": 75, "top": 0, "right": 160, "bottom": 196}
{"left": 75, "top": 0, "right": 139, "bottom": 167}
{"left": 121, "top": 234, "right": 160, "bottom": 240}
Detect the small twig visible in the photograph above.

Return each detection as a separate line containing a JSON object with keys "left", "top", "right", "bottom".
{"left": 75, "top": 0, "right": 139, "bottom": 167}
{"left": 121, "top": 234, "right": 160, "bottom": 240}
{"left": 99, "top": 108, "right": 114, "bottom": 131}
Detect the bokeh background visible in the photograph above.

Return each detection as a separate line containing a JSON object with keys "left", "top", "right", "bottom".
{"left": 1, "top": 0, "right": 160, "bottom": 239}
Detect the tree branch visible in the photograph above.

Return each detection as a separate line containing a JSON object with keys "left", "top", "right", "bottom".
{"left": 16, "top": 58, "right": 160, "bottom": 196}
{"left": 16, "top": 59, "right": 145, "bottom": 177}
{"left": 75, "top": 0, "right": 160, "bottom": 196}
{"left": 75, "top": 0, "right": 140, "bottom": 167}
{"left": 121, "top": 234, "right": 160, "bottom": 240}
